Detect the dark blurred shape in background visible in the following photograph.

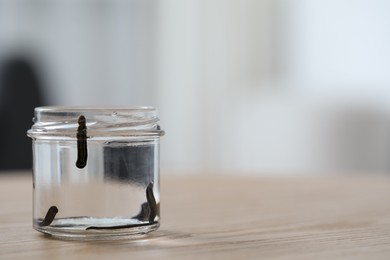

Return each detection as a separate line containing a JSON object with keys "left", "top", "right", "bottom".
{"left": 0, "top": 56, "right": 45, "bottom": 170}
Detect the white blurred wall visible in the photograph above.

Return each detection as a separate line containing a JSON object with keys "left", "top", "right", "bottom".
{"left": 156, "top": 0, "right": 390, "bottom": 174}
{"left": 1, "top": 0, "right": 390, "bottom": 174}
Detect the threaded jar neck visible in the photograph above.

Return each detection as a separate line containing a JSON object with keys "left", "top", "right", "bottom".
{"left": 27, "top": 106, "right": 164, "bottom": 139}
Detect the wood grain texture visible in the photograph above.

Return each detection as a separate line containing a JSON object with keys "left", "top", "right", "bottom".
{"left": 1, "top": 172, "right": 390, "bottom": 259}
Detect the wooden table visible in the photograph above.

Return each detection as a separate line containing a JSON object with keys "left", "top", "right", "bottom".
{"left": 1, "top": 172, "right": 390, "bottom": 259}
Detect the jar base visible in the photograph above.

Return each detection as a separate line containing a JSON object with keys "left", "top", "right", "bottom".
{"left": 34, "top": 217, "right": 160, "bottom": 240}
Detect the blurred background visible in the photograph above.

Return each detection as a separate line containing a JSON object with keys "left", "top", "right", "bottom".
{"left": 1, "top": 0, "right": 390, "bottom": 175}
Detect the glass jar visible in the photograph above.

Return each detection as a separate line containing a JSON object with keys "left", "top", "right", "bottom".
{"left": 27, "top": 106, "right": 164, "bottom": 240}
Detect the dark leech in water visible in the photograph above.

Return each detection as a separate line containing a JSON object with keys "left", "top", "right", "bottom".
{"left": 86, "top": 222, "right": 154, "bottom": 230}
{"left": 39, "top": 206, "right": 58, "bottom": 227}
{"left": 133, "top": 202, "right": 150, "bottom": 222}
{"left": 76, "top": 115, "right": 88, "bottom": 169}
{"left": 146, "top": 182, "right": 158, "bottom": 223}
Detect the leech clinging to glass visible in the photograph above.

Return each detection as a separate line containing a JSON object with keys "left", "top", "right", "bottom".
{"left": 76, "top": 115, "right": 88, "bottom": 169}
{"left": 146, "top": 182, "right": 158, "bottom": 223}
{"left": 39, "top": 206, "right": 58, "bottom": 227}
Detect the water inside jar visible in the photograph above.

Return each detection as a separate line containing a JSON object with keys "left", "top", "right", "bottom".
{"left": 32, "top": 138, "right": 160, "bottom": 240}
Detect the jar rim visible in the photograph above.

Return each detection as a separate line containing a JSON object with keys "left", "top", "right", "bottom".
{"left": 35, "top": 106, "right": 157, "bottom": 113}
{"left": 27, "top": 106, "right": 164, "bottom": 138}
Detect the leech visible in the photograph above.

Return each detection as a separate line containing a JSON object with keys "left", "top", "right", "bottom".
{"left": 76, "top": 115, "right": 88, "bottom": 168}
{"left": 146, "top": 182, "right": 158, "bottom": 223}
{"left": 86, "top": 222, "right": 157, "bottom": 230}
{"left": 39, "top": 206, "right": 58, "bottom": 227}
{"left": 133, "top": 202, "right": 150, "bottom": 221}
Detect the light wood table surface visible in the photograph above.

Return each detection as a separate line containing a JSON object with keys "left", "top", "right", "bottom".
{"left": 1, "top": 172, "right": 390, "bottom": 259}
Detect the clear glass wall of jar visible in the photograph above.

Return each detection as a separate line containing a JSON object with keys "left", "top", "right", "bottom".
{"left": 27, "top": 107, "right": 164, "bottom": 240}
